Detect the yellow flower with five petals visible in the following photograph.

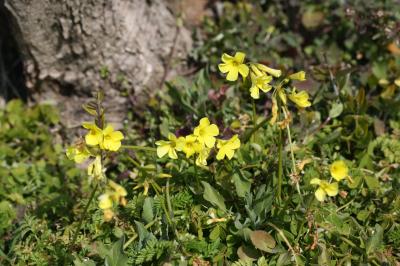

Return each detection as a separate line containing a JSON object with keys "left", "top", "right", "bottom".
{"left": 155, "top": 133, "right": 182, "bottom": 159}
{"left": 216, "top": 135, "right": 241, "bottom": 160}
{"left": 193, "top": 117, "right": 219, "bottom": 148}
{"left": 249, "top": 65, "right": 273, "bottom": 99}
{"left": 82, "top": 123, "right": 124, "bottom": 151}
{"left": 181, "top": 134, "right": 202, "bottom": 158}
{"left": 101, "top": 125, "right": 124, "bottom": 151}
{"left": 310, "top": 178, "right": 338, "bottom": 202}
{"left": 218, "top": 52, "right": 249, "bottom": 81}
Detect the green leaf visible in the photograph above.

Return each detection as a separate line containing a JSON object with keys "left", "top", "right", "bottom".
{"left": 357, "top": 210, "right": 369, "bottom": 222}
{"left": 364, "top": 175, "right": 380, "bottom": 189}
{"left": 232, "top": 172, "right": 251, "bottom": 198}
{"left": 366, "top": 224, "right": 383, "bottom": 255}
{"left": 237, "top": 245, "right": 261, "bottom": 261}
{"left": 201, "top": 181, "right": 226, "bottom": 211}
{"left": 250, "top": 230, "right": 276, "bottom": 253}
{"left": 73, "top": 257, "right": 96, "bottom": 266}
{"left": 142, "top": 197, "right": 154, "bottom": 224}
{"left": 329, "top": 102, "right": 343, "bottom": 118}
{"left": 105, "top": 236, "right": 128, "bottom": 266}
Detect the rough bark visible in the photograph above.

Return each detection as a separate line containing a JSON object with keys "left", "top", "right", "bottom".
{"left": 3, "top": 0, "right": 192, "bottom": 127}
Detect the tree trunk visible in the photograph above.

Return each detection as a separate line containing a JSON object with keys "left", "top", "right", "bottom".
{"left": 2, "top": 0, "right": 192, "bottom": 127}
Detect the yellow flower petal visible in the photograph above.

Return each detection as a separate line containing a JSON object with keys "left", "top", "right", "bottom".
{"left": 218, "top": 63, "right": 231, "bottom": 73}
{"left": 288, "top": 90, "right": 311, "bottom": 108}
{"left": 203, "top": 135, "right": 216, "bottom": 148}
{"left": 250, "top": 86, "right": 260, "bottom": 99}
{"left": 288, "top": 71, "right": 306, "bottom": 81}
{"left": 156, "top": 144, "right": 170, "bottom": 158}
{"left": 221, "top": 53, "right": 234, "bottom": 63}
{"left": 238, "top": 64, "right": 249, "bottom": 78}
{"left": 310, "top": 178, "right": 321, "bottom": 185}
{"left": 234, "top": 52, "right": 246, "bottom": 63}
{"left": 98, "top": 194, "right": 113, "bottom": 209}
{"left": 256, "top": 64, "right": 281, "bottom": 77}
{"left": 168, "top": 148, "right": 178, "bottom": 159}
{"left": 324, "top": 182, "right": 339, "bottom": 196}
{"left": 330, "top": 160, "right": 348, "bottom": 181}
{"left": 315, "top": 188, "right": 326, "bottom": 202}
{"left": 110, "top": 131, "right": 124, "bottom": 141}
{"left": 226, "top": 68, "right": 239, "bottom": 81}
{"left": 207, "top": 124, "right": 219, "bottom": 136}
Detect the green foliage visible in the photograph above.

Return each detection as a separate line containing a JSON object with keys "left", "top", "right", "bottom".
{"left": 1, "top": 0, "right": 400, "bottom": 265}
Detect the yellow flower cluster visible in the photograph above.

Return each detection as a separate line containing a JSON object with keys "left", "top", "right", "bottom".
{"left": 67, "top": 121, "right": 126, "bottom": 221}
{"left": 98, "top": 180, "right": 128, "bottom": 221}
{"left": 155, "top": 117, "right": 241, "bottom": 166}
{"left": 218, "top": 52, "right": 311, "bottom": 124}
{"left": 66, "top": 123, "right": 124, "bottom": 180}
{"left": 310, "top": 160, "right": 349, "bottom": 202}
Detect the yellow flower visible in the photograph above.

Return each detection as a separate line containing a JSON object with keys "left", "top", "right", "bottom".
{"left": 254, "top": 63, "right": 281, "bottom": 78}
{"left": 182, "top": 134, "right": 202, "bottom": 158}
{"left": 218, "top": 52, "right": 249, "bottom": 81}
{"left": 193, "top": 117, "right": 219, "bottom": 148}
{"left": 108, "top": 180, "right": 127, "bottom": 198}
{"left": 98, "top": 193, "right": 113, "bottom": 210}
{"left": 278, "top": 88, "right": 287, "bottom": 105}
{"left": 249, "top": 65, "right": 272, "bottom": 99}
{"left": 288, "top": 89, "right": 311, "bottom": 108}
{"left": 216, "top": 135, "right": 241, "bottom": 160}
{"left": 83, "top": 123, "right": 103, "bottom": 146}
{"left": 101, "top": 125, "right": 124, "bottom": 151}
{"left": 82, "top": 123, "right": 124, "bottom": 151}
{"left": 103, "top": 209, "right": 115, "bottom": 222}
{"left": 395, "top": 78, "right": 400, "bottom": 87}
{"left": 330, "top": 160, "right": 349, "bottom": 181}
{"left": 310, "top": 178, "right": 339, "bottom": 202}
{"left": 196, "top": 147, "right": 211, "bottom": 166}
{"left": 288, "top": 71, "right": 306, "bottom": 81}
{"left": 87, "top": 155, "right": 105, "bottom": 180}
{"left": 155, "top": 133, "right": 182, "bottom": 159}
{"left": 66, "top": 140, "right": 90, "bottom": 163}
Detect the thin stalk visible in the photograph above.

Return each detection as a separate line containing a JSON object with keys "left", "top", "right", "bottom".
{"left": 150, "top": 182, "right": 181, "bottom": 244}
{"left": 241, "top": 117, "right": 269, "bottom": 143}
{"left": 277, "top": 129, "right": 283, "bottom": 203}
{"left": 121, "top": 145, "right": 156, "bottom": 152}
{"left": 150, "top": 182, "right": 173, "bottom": 226}
{"left": 282, "top": 108, "right": 303, "bottom": 203}
{"left": 193, "top": 156, "right": 200, "bottom": 188}
{"left": 268, "top": 222, "right": 299, "bottom": 266}
{"left": 252, "top": 99, "right": 257, "bottom": 142}
{"left": 70, "top": 183, "right": 99, "bottom": 248}
{"left": 123, "top": 219, "right": 157, "bottom": 250}
{"left": 166, "top": 179, "right": 174, "bottom": 219}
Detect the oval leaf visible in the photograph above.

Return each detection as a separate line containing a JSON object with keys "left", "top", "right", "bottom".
{"left": 250, "top": 230, "right": 276, "bottom": 252}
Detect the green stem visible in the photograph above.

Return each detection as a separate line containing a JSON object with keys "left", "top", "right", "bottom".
{"left": 193, "top": 156, "right": 200, "bottom": 188}
{"left": 121, "top": 145, "right": 156, "bottom": 152}
{"left": 123, "top": 219, "right": 157, "bottom": 250}
{"left": 241, "top": 117, "right": 269, "bottom": 143}
{"left": 252, "top": 99, "right": 257, "bottom": 142}
{"left": 277, "top": 129, "right": 283, "bottom": 203}
{"left": 282, "top": 108, "right": 303, "bottom": 203}
{"left": 267, "top": 222, "right": 299, "bottom": 266}
{"left": 166, "top": 179, "right": 174, "bottom": 219}
{"left": 70, "top": 183, "right": 99, "bottom": 248}
{"left": 151, "top": 182, "right": 173, "bottom": 226}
